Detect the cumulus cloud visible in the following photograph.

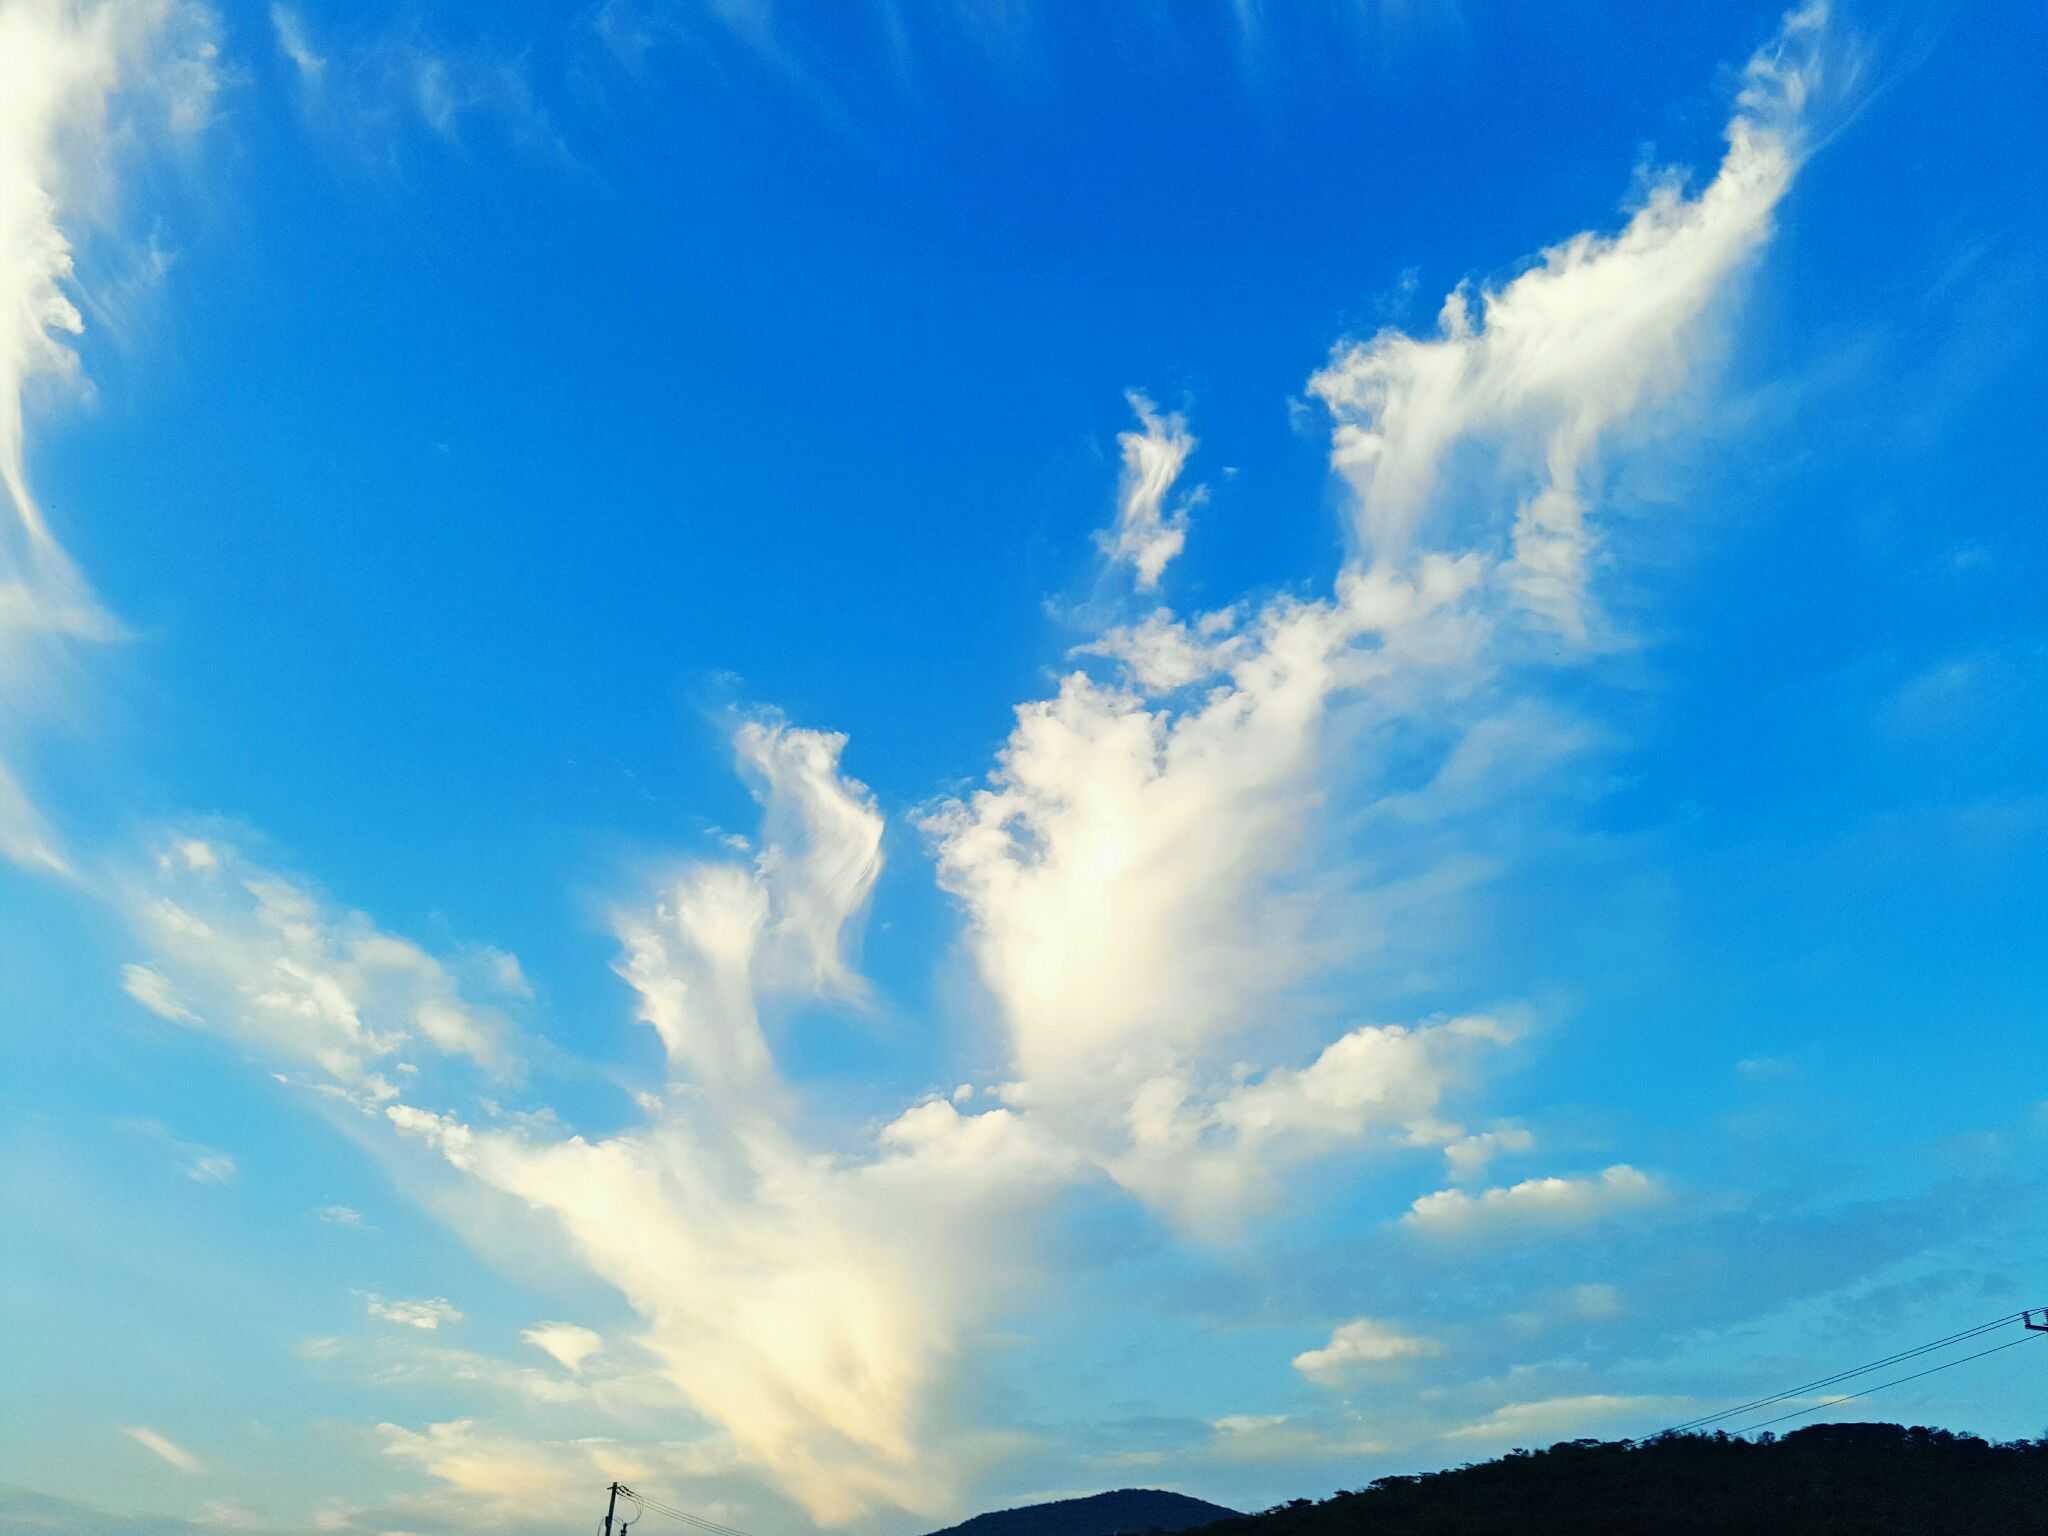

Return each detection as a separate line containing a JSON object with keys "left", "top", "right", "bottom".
{"left": 364, "top": 1295, "right": 463, "bottom": 1331}
{"left": 1110, "top": 1013, "right": 1524, "bottom": 1234}
{"left": 1444, "top": 1125, "right": 1535, "bottom": 1183}
{"left": 1404, "top": 1164, "right": 1669, "bottom": 1238}
{"left": 1100, "top": 392, "right": 1203, "bottom": 588}
{"left": 319, "top": 1204, "right": 366, "bottom": 1226}
{"left": 1293, "top": 1317, "right": 1440, "bottom": 1384}
{"left": 121, "top": 1424, "right": 204, "bottom": 1474}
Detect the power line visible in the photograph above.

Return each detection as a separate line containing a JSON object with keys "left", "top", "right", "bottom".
{"left": 624, "top": 1489, "right": 737, "bottom": 1527}
{"left": 625, "top": 1491, "right": 754, "bottom": 1536}
{"left": 618, "top": 1485, "right": 759, "bottom": 1536}
{"left": 1726, "top": 1330, "right": 2048, "bottom": 1436}
{"left": 1653, "top": 1310, "right": 2029, "bottom": 1437}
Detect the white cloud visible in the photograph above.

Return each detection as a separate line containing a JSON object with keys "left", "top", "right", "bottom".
{"left": 1736, "top": 1055, "right": 1800, "bottom": 1081}
{"left": 473, "top": 946, "right": 531, "bottom": 999}
{"left": 1881, "top": 653, "right": 2001, "bottom": 737}
{"left": 612, "top": 717, "right": 882, "bottom": 1092}
{"left": 1404, "top": 1164, "right": 1669, "bottom": 1238}
{"left": 373, "top": 1419, "right": 752, "bottom": 1528}
{"left": 121, "top": 1424, "right": 205, "bottom": 1474}
{"left": 1099, "top": 392, "right": 1202, "bottom": 588}
{"left": 1293, "top": 1318, "right": 1440, "bottom": 1384}
{"left": 319, "top": 1204, "right": 366, "bottom": 1227}
{"left": 916, "top": 16, "right": 1827, "bottom": 1229}
{"left": 362, "top": 1340, "right": 625, "bottom": 1409}
{"left": 122, "top": 962, "right": 198, "bottom": 1022}
{"left": 1569, "top": 1282, "right": 1623, "bottom": 1319}
{"left": 521, "top": 1322, "right": 602, "bottom": 1374}
{"left": 920, "top": 16, "right": 1829, "bottom": 1236}
{"left": 1444, "top": 1125, "right": 1535, "bottom": 1183}
{"left": 1309, "top": 4, "right": 1828, "bottom": 640}
{"left": 119, "top": 837, "right": 520, "bottom": 1087}
{"left": 73, "top": 9, "right": 1834, "bottom": 1527}
{"left": 1443, "top": 1393, "right": 1686, "bottom": 1444}
{"left": 387, "top": 1088, "right": 1075, "bottom": 1525}
{"left": 365, "top": 1295, "right": 463, "bottom": 1331}
{"left": 1110, "top": 1013, "right": 1523, "bottom": 1234}
{"left": 270, "top": 7, "right": 568, "bottom": 164}
{"left": 358, "top": 716, "right": 1079, "bottom": 1525}
{"left": 185, "top": 1148, "right": 237, "bottom": 1184}
{"left": 0, "top": 0, "right": 219, "bottom": 876}
{"left": 269, "top": 4, "right": 325, "bottom": 81}
{"left": 925, "top": 555, "right": 1489, "bottom": 1110}
{"left": 1206, "top": 1411, "right": 1388, "bottom": 1464}
{"left": 119, "top": 1117, "right": 237, "bottom": 1185}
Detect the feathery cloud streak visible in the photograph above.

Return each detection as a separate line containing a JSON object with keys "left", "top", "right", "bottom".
{"left": 1310, "top": 1, "right": 1830, "bottom": 639}
{"left": 0, "top": 0, "right": 217, "bottom": 873}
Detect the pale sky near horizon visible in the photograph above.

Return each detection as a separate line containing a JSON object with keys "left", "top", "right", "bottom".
{"left": 3, "top": 2, "right": 2045, "bottom": 1534}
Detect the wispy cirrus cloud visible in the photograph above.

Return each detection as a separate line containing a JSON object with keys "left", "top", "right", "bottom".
{"left": 118, "top": 1117, "right": 237, "bottom": 1184}
{"left": 1309, "top": 0, "right": 1833, "bottom": 641}
{"left": 1099, "top": 392, "right": 1202, "bottom": 590}
{"left": 121, "top": 1424, "right": 206, "bottom": 1474}
{"left": 269, "top": 4, "right": 569, "bottom": 165}
{"left": 117, "top": 833, "right": 522, "bottom": 1089}
{"left": 0, "top": 0, "right": 219, "bottom": 877}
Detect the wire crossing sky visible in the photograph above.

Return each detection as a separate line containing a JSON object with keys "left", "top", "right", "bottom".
{"left": 1, "top": 2, "right": 2044, "bottom": 1534}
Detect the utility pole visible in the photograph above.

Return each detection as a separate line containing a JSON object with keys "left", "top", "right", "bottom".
{"left": 603, "top": 1482, "right": 623, "bottom": 1536}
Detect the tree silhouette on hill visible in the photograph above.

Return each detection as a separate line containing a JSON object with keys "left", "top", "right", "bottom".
{"left": 1197, "top": 1423, "right": 2048, "bottom": 1536}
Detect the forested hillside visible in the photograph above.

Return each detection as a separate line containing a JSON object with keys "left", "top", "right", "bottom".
{"left": 1201, "top": 1424, "right": 2048, "bottom": 1536}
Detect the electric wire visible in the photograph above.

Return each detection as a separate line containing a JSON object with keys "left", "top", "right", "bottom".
{"left": 619, "top": 1486, "right": 759, "bottom": 1536}
{"left": 1724, "top": 1329, "right": 2048, "bottom": 1436}
{"left": 625, "top": 1489, "right": 738, "bottom": 1528}
{"left": 1652, "top": 1309, "right": 2029, "bottom": 1437}
{"left": 627, "top": 1491, "right": 755, "bottom": 1536}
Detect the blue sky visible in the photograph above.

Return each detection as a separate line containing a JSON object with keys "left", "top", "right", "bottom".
{"left": 2, "top": 0, "right": 2045, "bottom": 1532}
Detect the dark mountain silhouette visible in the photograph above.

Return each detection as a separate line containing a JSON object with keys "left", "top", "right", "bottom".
{"left": 920, "top": 1489, "right": 1242, "bottom": 1536}
{"left": 1201, "top": 1423, "right": 2048, "bottom": 1535}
